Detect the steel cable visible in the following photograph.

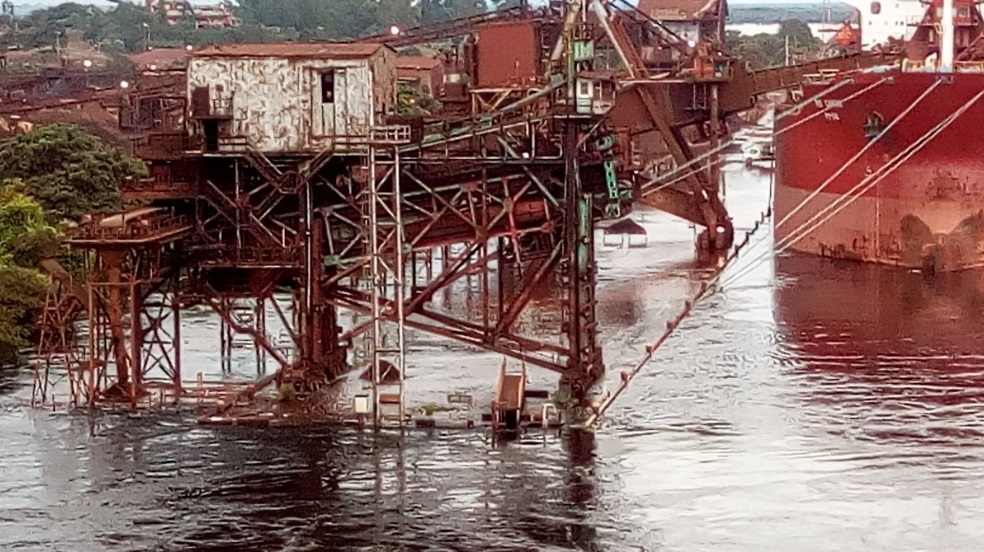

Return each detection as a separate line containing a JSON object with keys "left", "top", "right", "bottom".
{"left": 583, "top": 77, "right": 963, "bottom": 429}
{"left": 638, "top": 75, "right": 886, "bottom": 199}
{"left": 720, "top": 87, "right": 984, "bottom": 289}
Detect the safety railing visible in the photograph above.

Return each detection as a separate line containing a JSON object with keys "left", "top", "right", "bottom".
{"left": 72, "top": 214, "right": 191, "bottom": 242}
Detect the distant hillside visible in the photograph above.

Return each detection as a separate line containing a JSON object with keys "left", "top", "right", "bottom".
{"left": 729, "top": 3, "right": 857, "bottom": 24}
{"left": 13, "top": 1, "right": 856, "bottom": 24}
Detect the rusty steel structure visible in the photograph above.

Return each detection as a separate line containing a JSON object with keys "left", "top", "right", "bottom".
{"left": 29, "top": 0, "right": 896, "bottom": 422}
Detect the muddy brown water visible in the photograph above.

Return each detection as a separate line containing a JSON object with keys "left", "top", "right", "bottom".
{"left": 2, "top": 163, "right": 984, "bottom": 551}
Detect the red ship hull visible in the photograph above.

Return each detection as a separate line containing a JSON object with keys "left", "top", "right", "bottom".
{"left": 774, "top": 71, "right": 984, "bottom": 272}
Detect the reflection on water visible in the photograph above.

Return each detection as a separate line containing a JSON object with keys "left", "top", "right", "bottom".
{"left": 775, "top": 255, "right": 984, "bottom": 447}
{"left": 2, "top": 164, "right": 984, "bottom": 551}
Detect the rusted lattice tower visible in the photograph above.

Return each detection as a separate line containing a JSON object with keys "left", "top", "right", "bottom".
{"left": 31, "top": 260, "right": 86, "bottom": 406}
{"left": 66, "top": 209, "right": 190, "bottom": 407}
{"left": 364, "top": 126, "right": 411, "bottom": 427}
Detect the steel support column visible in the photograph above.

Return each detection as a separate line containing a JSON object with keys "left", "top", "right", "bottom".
{"left": 559, "top": 124, "right": 604, "bottom": 405}
{"left": 365, "top": 129, "right": 410, "bottom": 428}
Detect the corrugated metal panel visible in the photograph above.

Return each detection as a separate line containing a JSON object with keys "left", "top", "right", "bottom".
{"left": 369, "top": 47, "right": 397, "bottom": 123}
{"left": 396, "top": 56, "right": 443, "bottom": 70}
{"left": 475, "top": 21, "right": 539, "bottom": 88}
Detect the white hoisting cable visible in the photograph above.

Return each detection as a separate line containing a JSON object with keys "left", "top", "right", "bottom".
{"left": 583, "top": 78, "right": 963, "bottom": 429}
{"left": 705, "top": 79, "right": 943, "bottom": 289}
{"left": 720, "top": 87, "right": 984, "bottom": 288}
{"left": 638, "top": 76, "right": 887, "bottom": 201}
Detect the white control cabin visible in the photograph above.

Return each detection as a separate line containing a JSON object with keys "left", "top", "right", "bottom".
{"left": 187, "top": 42, "right": 397, "bottom": 154}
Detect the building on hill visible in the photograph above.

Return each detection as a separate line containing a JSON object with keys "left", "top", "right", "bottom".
{"left": 145, "top": 0, "right": 239, "bottom": 28}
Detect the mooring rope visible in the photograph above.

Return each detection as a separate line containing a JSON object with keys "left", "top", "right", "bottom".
{"left": 583, "top": 78, "right": 959, "bottom": 429}
{"left": 640, "top": 70, "right": 886, "bottom": 196}
{"left": 704, "top": 78, "right": 942, "bottom": 289}
{"left": 775, "top": 79, "right": 941, "bottom": 232}
{"left": 580, "top": 209, "right": 771, "bottom": 429}
{"left": 773, "top": 77, "right": 888, "bottom": 135}
{"left": 719, "top": 87, "right": 984, "bottom": 289}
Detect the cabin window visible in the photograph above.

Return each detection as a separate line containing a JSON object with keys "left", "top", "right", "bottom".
{"left": 871, "top": 1, "right": 881, "bottom": 14}
{"left": 320, "top": 71, "right": 335, "bottom": 104}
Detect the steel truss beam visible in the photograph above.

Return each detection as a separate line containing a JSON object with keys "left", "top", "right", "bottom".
{"left": 31, "top": 274, "right": 85, "bottom": 407}
{"left": 313, "top": 117, "right": 605, "bottom": 402}
{"left": 80, "top": 251, "right": 183, "bottom": 406}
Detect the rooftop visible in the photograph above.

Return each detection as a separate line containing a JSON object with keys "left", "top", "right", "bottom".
{"left": 396, "top": 56, "right": 444, "bottom": 70}
{"left": 636, "top": 0, "right": 724, "bottom": 20}
{"left": 129, "top": 48, "right": 191, "bottom": 70}
{"left": 193, "top": 42, "right": 390, "bottom": 59}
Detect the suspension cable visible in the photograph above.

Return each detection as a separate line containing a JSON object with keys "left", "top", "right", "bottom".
{"left": 720, "top": 88, "right": 984, "bottom": 288}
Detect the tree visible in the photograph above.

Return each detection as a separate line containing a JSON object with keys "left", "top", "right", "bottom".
{"left": 236, "top": 0, "right": 380, "bottom": 38}
{"left": 375, "top": 0, "right": 418, "bottom": 31}
{"left": 0, "top": 124, "right": 146, "bottom": 223}
{"left": 723, "top": 19, "right": 818, "bottom": 69}
{"left": 422, "top": 0, "right": 487, "bottom": 23}
{"left": 778, "top": 18, "right": 818, "bottom": 49}
{"left": 0, "top": 265, "right": 46, "bottom": 366}
{"left": 397, "top": 82, "right": 440, "bottom": 115}
{"left": 0, "top": 185, "right": 54, "bottom": 366}
{"left": 0, "top": 183, "right": 59, "bottom": 265}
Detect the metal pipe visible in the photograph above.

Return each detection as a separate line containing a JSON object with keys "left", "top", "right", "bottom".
{"left": 941, "top": 0, "right": 955, "bottom": 71}
{"left": 394, "top": 147, "right": 406, "bottom": 429}
{"left": 369, "top": 144, "right": 381, "bottom": 430}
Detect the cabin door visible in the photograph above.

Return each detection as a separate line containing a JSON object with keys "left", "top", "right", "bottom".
{"left": 319, "top": 70, "right": 336, "bottom": 136}
{"left": 332, "top": 70, "right": 347, "bottom": 135}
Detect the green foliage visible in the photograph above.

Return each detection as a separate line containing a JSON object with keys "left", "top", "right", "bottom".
{"left": 778, "top": 19, "right": 818, "bottom": 48}
{"left": 11, "top": 2, "right": 101, "bottom": 49}
{"left": 0, "top": 126, "right": 135, "bottom": 367}
{"left": 421, "top": 0, "right": 487, "bottom": 24}
{"left": 237, "top": 0, "right": 381, "bottom": 38}
{"left": 397, "top": 82, "right": 440, "bottom": 116}
{"left": 8, "top": 0, "right": 518, "bottom": 53}
{"left": 724, "top": 19, "right": 819, "bottom": 69}
{"left": 0, "top": 124, "right": 146, "bottom": 223}
{"left": 0, "top": 185, "right": 52, "bottom": 366}
{"left": 0, "top": 265, "right": 46, "bottom": 366}
{"left": 83, "top": 1, "right": 149, "bottom": 52}
{"left": 0, "top": 183, "right": 60, "bottom": 265}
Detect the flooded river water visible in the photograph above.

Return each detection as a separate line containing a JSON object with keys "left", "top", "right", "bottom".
{"left": 3, "top": 163, "right": 984, "bottom": 551}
